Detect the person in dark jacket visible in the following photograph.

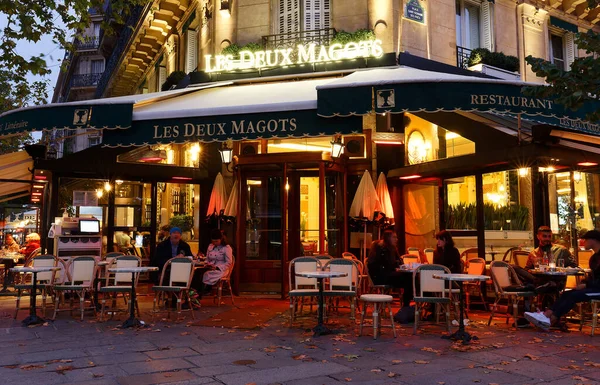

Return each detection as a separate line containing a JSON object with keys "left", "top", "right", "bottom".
{"left": 525, "top": 229, "right": 600, "bottom": 330}
{"left": 367, "top": 230, "right": 413, "bottom": 307}
{"left": 151, "top": 227, "right": 192, "bottom": 284}
{"left": 433, "top": 230, "right": 462, "bottom": 274}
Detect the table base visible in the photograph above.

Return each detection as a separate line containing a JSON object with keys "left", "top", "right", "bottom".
{"left": 120, "top": 318, "right": 146, "bottom": 329}
{"left": 442, "top": 329, "right": 478, "bottom": 344}
{"left": 22, "top": 314, "right": 46, "bottom": 327}
{"left": 312, "top": 324, "right": 337, "bottom": 337}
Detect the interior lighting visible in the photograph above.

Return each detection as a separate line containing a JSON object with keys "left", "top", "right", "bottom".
{"left": 104, "top": 182, "right": 111, "bottom": 191}
{"left": 445, "top": 132, "right": 461, "bottom": 140}
{"left": 330, "top": 136, "right": 345, "bottom": 159}
{"left": 400, "top": 175, "right": 421, "bottom": 180}
{"left": 578, "top": 162, "right": 598, "bottom": 167}
{"left": 269, "top": 142, "right": 331, "bottom": 152}
{"left": 96, "top": 189, "right": 103, "bottom": 198}
{"left": 573, "top": 171, "right": 582, "bottom": 183}
{"left": 518, "top": 168, "right": 529, "bottom": 177}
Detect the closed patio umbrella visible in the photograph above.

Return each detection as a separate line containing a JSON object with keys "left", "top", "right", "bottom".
{"left": 206, "top": 173, "right": 229, "bottom": 227}
{"left": 223, "top": 180, "right": 239, "bottom": 220}
{"left": 350, "top": 170, "right": 381, "bottom": 261}
{"left": 375, "top": 172, "right": 394, "bottom": 238}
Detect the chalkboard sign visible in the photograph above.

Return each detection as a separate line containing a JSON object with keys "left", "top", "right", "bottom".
{"left": 404, "top": 0, "right": 425, "bottom": 24}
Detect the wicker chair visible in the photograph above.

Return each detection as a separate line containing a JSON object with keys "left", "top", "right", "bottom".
{"left": 14, "top": 255, "right": 63, "bottom": 319}
{"left": 289, "top": 257, "right": 321, "bottom": 325}
{"left": 152, "top": 257, "right": 195, "bottom": 320}
{"left": 211, "top": 255, "right": 235, "bottom": 306}
{"left": 487, "top": 261, "right": 536, "bottom": 328}
{"left": 464, "top": 258, "right": 488, "bottom": 311}
{"left": 52, "top": 256, "right": 98, "bottom": 321}
{"left": 413, "top": 264, "right": 452, "bottom": 334}
{"left": 98, "top": 255, "right": 141, "bottom": 321}
{"left": 323, "top": 258, "right": 360, "bottom": 320}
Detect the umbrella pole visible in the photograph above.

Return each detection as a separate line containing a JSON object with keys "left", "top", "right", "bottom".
{"left": 363, "top": 222, "right": 367, "bottom": 264}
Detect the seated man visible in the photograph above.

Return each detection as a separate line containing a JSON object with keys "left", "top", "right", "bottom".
{"left": 525, "top": 229, "right": 600, "bottom": 330}
{"left": 150, "top": 227, "right": 192, "bottom": 285}
{"left": 525, "top": 226, "right": 577, "bottom": 270}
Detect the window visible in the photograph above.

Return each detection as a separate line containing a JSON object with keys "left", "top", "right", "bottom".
{"left": 157, "top": 66, "right": 167, "bottom": 91}
{"left": 91, "top": 59, "right": 104, "bottom": 74}
{"left": 550, "top": 33, "right": 575, "bottom": 71}
{"left": 92, "top": 22, "right": 101, "bottom": 37}
{"left": 278, "top": 0, "right": 330, "bottom": 34}
{"left": 185, "top": 29, "right": 198, "bottom": 74}
{"left": 455, "top": 0, "right": 493, "bottom": 50}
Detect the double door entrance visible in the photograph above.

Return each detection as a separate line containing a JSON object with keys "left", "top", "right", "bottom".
{"left": 235, "top": 156, "right": 346, "bottom": 294}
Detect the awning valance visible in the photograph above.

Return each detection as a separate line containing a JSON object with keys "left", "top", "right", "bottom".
{"left": 103, "top": 79, "right": 363, "bottom": 146}
{"left": 550, "top": 16, "right": 578, "bottom": 34}
{"left": 316, "top": 66, "right": 600, "bottom": 136}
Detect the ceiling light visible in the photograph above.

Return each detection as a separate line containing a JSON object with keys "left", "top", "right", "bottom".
{"left": 578, "top": 162, "right": 598, "bottom": 167}
{"left": 400, "top": 175, "right": 421, "bottom": 180}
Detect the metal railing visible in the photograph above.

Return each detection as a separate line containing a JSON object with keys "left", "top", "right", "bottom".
{"left": 262, "top": 28, "right": 336, "bottom": 50}
{"left": 71, "top": 73, "right": 103, "bottom": 88}
{"left": 75, "top": 36, "right": 100, "bottom": 51}
{"left": 456, "top": 45, "right": 472, "bottom": 69}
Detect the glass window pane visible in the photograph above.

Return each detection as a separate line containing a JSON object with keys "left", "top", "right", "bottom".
{"left": 465, "top": 3, "right": 480, "bottom": 49}
{"left": 445, "top": 175, "right": 477, "bottom": 230}
{"left": 246, "top": 177, "right": 282, "bottom": 261}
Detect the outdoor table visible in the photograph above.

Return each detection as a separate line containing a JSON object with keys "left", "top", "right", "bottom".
{"left": 433, "top": 273, "right": 488, "bottom": 344}
{"left": 295, "top": 270, "right": 348, "bottom": 337}
{"left": 529, "top": 268, "right": 587, "bottom": 277}
{"left": 10, "top": 266, "right": 60, "bottom": 327}
{"left": 108, "top": 266, "right": 158, "bottom": 328}
{"left": 1, "top": 253, "right": 20, "bottom": 292}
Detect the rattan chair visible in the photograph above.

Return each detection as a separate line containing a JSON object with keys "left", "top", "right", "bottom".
{"left": 52, "top": 256, "right": 98, "bottom": 321}
{"left": 289, "top": 257, "right": 321, "bottom": 325}
{"left": 413, "top": 264, "right": 452, "bottom": 334}
{"left": 323, "top": 258, "right": 360, "bottom": 320}
{"left": 152, "top": 256, "right": 195, "bottom": 319}
{"left": 464, "top": 258, "right": 488, "bottom": 311}
{"left": 98, "top": 255, "right": 141, "bottom": 321}
{"left": 211, "top": 255, "right": 235, "bottom": 306}
{"left": 424, "top": 248, "right": 435, "bottom": 264}
{"left": 487, "top": 261, "right": 536, "bottom": 328}
{"left": 14, "top": 255, "right": 63, "bottom": 319}
{"left": 512, "top": 251, "right": 530, "bottom": 268}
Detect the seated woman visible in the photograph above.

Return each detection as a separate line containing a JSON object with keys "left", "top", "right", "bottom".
{"left": 4, "top": 233, "right": 20, "bottom": 253}
{"left": 194, "top": 229, "right": 233, "bottom": 296}
{"left": 433, "top": 230, "right": 462, "bottom": 274}
{"left": 20, "top": 233, "right": 41, "bottom": 259}
{"left": 367, "top": 230, "right": 413, "bottom": 314}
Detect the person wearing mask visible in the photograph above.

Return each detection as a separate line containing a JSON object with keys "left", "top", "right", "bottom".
{"left": 367, "top": 230, "right": 413, "bottom": 321}
{"left": 433, "top": 230, "right": 462, "bottom": 274}
{"left": 20, "top": 233, "right": 41, "bottom": 258}
{"left": 151, "top": 227, "right": 192, "bottom": 284}
{"left": 4, "top": 234, "right": 20, "bottom": 253}
{"left": 525, "top": 229, "right": 600, "bottom": 331}
{"left": 195, "top": 229, "right": 233, "bottom": 296}
{"left": 525, "top": 226, "right": 577, "bottom": 270}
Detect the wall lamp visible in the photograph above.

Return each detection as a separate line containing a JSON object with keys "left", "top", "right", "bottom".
{"left": 220, "top": 0, "right": 231, "bottom": 17}
{"left": 219, "top": 142, "right": 235, "bottom": 172}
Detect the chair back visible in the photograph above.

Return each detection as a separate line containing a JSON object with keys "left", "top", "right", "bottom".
{"left": 113, "top": 255, "right": 141, "bottom": 284}
{"left": 222, "top": 255, "right": 235, "bottom": 280}
{"left": 407, "top": 247, "right": 420, "bottom": 256}
{"left": 69, "top": 256, "right": 97, "bottom": 285}
{"left": 166, "top": 257, "right": 194, "bottom": 287}
{"left": 342, "top": 252, "right": 357, "bottom": 260}
{"left": 290, "top": 257, "right": 321, "bottom": 289}
{"left": 324, "top": 259, "right": 358, "bottom": 292}
{"left": 460, "top": 248, "right": 479, "bottom": 262}
{"left": 315, "top": 255, "right": 332, "bottom": 261}
{"left": 413, "top": 264, "right": 450, "bottom": 298}
{"left": 489, "top": 260, "right": 520, "bottom": 295}
{"left": 466, "top": 258, "right": 486, "bottom": 275}
{"left": 512, "top": 251, "right": 529, "bottom": 268}
{"left": 424, "top": 248, "right": 435, "bottom": 264}
{"left": 502, "top": 247, "right": 521, "bottom": 262}
{"left": 24, "top": 247, "right": 42, "bottom": 265}
{"left": 578, "top": 249, "right": 593, "bottom": 269}
{"left": 31, "top": 255, "right": 58, "bottom": 283}
{"left": 402, "top": 254, "right": 420, "bottom": 265}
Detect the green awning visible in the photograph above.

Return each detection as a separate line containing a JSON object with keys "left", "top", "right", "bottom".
{"left": 103, "top": 109, "right": 362, "bottom": 147}
{"left": 0, "top": 103, "right": 133, "bottom": 137}
{"left": 550, "top": 16, "right": 578, "bottom": 34}
{"left": 316, "top": 67, "right": 600, "bottom": 137}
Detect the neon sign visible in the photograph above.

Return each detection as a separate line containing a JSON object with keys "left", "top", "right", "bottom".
{"left": 204, "top": 39, "right": 384, "bottom": 73}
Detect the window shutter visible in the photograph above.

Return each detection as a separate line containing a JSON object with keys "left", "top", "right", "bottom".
{"left": 185, "top": 29, "right": 198, "bottom": 74}
{"left": 564, "top": 32, "right": 575, "bottom": 70}
{"left": 158, "top": 66, "right": 167, "bottom": 91}
{"left": 303, "top": 0, "right": 330, "bottom": 37}
{"left": 480, "top": 1, "right": 493, "bottom": 51}
{"left": 279, "top": 0, "right": 300, "bottom": 34}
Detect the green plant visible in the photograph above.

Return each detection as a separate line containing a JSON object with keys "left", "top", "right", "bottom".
{"left": 467, "top": 48, "right": 520, "bottom": 73}
{"left": 220, "top": 42, "right": 263, "bottom": 59}
{"left": 446, "top": 203, "right": 529, "bottom": 231}
{"left": 332, "top": 29, "right": 376, "bottom": 45}
{"left": 169, "top": 215, "right": 193, "bottom": 232}
{"left": 161, "top": 70, "right": 187, "bottom": 91}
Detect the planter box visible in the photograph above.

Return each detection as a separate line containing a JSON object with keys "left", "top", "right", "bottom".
{"left": 468, "top": 63, "right": 521, "bottom": 81}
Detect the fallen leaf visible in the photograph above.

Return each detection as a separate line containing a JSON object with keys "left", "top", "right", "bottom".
{"left": 164, "top": 373, "right": 173, "bottom": 378}
{"left": 292, "top": 355, "right": 308, "bottom": 361}
{"left": 47, "top": 359, "right": 73, "bottom": 364}
{"left": 344, "top": 354, "right": 360, "bottom": 362}
{"left": 371, "top": 368, "right": 382, "bottom": 372}
{"left": 92, "top": 373, "right": 104, "bottom": 378}
{"left": 180, "top": 332, "right": 190, "bottom": 336}
{"left": 363, "top": 347, "right": 376, "bottom": 352}
{"left": 421, "top": 347, "right": 442, "bottom": 354}
{"left": 414, "top": 360, "right": 430, "bottom": 364}
{"left": 55, "top": 365, "right": 74, "bottom": 375}
{"left": 572, "top": 376, "right": 589, "bottom": 381}
{"left": 584, "top": 362, "right": 600, "bottom": 368}
{"left": 524, "top": 353, "right": 539, "bottom": 361}
{"left": 344, "top": 378, "right": 352, "bottom": 382}
{"left": 387, "top": 372, "right": 397, "bottom": 378}
{"left": 248, "top": 312, "right": 259, "bottom": 316}
{"left": 20, "top": 364, "right": 45, "bottom": 370}
{"left": 391, "top": 359, "right": 402, "bottom": 364}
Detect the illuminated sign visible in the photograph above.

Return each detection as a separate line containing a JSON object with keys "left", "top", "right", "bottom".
{"left": 205, "top": 39, "right": 384, "bottom": 73}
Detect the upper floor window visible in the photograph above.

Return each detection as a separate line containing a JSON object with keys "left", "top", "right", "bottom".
{"left": 549, "top": 32, "right": 575, "bottom": 71}
{"left": 278, "top": 0, "right": 331, "bottom": 34}
{"left": 455, "top": 0, "right": 493, "bottom": 51}
{"left": 185, "top": 29, "right": 198, "bottom": 74}
{"left": 91, "top": 59, "right": 104, "bottom": 74}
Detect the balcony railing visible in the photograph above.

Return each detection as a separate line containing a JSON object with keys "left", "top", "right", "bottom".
{"left": 71, "top": 73, "right": 103, "bottom": 88}
{"left": 456, "top": 46, "right": 472, "bottom": 69}
{"left": 262, "top": 28, "right": 337, "bottom": 50}
{"left": 75, "top": 36, "right": 100, "bottom": 51}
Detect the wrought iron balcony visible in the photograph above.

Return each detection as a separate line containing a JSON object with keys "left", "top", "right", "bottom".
{"left": 262, "top": 28, "right": 336, "bottom": 50}
{"left": 456, "top": 46, "right": 472, "bottom": 69}
{"left": 75, "top": 36, "right": 100, "bottom": 51}
{"left": 71, "top": 73, "right": 103, "bottom": 88}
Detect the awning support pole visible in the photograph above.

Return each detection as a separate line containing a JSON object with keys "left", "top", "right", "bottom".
{"left": 518, "top": 113, "right": 522, "bottom": 145}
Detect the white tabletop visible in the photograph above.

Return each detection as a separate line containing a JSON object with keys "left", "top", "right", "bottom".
{"left": 108, "top": 267, "right": 158, "bottom": 273}
{"left": 296, "top": 271, "right": 348, "bottom": 279}
{"left": 10, "top": 266, "right": 60, "bottom": 273}
{"left": 433, "top": 273, "right": 488, "bottom": 282}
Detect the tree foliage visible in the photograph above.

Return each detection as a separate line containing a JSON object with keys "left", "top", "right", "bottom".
{"left": 525, "top": 1, "right": 600, "bottom": 121}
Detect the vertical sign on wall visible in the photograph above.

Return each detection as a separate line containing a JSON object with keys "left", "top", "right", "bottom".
{"left": 404, "top": 0, "right": 425, "bottom": 24}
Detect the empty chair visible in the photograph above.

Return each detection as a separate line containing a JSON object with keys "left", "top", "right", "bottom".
{"left": 359, "top": 294, "right": 396, "bottom": 339}
{"left": 424, "top": 248, "right": 435, "bottom": 264}
{"left": 323, "top": 259, "right": 360, "bottom": 320}
{"left": 289, "top": 257, "right": 321, "bottom": 325}
{"left": 52, "top": 256, "right": 97, "bottom": 321}
{"left": 98, "top": 255, "right": 141, "bottom": 321}
{"left": 407, "top": 247, "right": 420, "bottom": 256}
{"left": 487, "top": 261, "right": 536, "bottom": 328}
{"left": 413, "top": 264, "right": 452, "bottom": 334}
{"left": 460, "top": 248, "right": 479, "bottom": 263}
{"left": 14, "top": 255, "right": 62, "bottom": 319}
{"left": 502, "top": 247, "right": 521, "bottom": 263}
{"left": 578, "top": 250, "right": 593, "bottom": 269}
{"left": 464, "top": 258, "right": 488, "bottom": 311}
{"left": 152, "top": 256, "right": 195, "bottom": 319}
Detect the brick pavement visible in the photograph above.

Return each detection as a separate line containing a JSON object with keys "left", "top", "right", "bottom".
{"left": 0, "top": 295, "right": 599, "bottom": 385}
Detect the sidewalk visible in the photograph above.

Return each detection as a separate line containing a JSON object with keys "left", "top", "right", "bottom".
{"left": 0, "top": 295, "right": 599, "bottom": 385}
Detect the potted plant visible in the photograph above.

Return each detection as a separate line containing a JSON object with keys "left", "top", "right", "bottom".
{"left": 467, "top": 48, "right": 520, "bottom": 80}
{"left": 169, "top": 215, "right": 194, "bottom": 240}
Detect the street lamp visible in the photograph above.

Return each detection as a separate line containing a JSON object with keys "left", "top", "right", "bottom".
{"left": 330, "top": 136, "right": 345, "bottom": 159}
{"left": 219, "top": 143, "right": 234, "bottom": 172}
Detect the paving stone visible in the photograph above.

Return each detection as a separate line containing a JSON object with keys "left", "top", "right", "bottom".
{"left": 19, "top": 348, "right": 89, "bottom": 364}
{"left": 215, "top": 361, "right": 350, "bottom": 385}
{"left": 189, "top": 364, "right": 252, "bottom": 377}
{"left": 116, "top": 370, "right": 197, "bottom": 385}
{"left": 146, "top": 347, "right": 198, "bottom": 360}
{"left": 120, "top": 358, "right": 196, "bottom": 375}
{"left": 63, "top": 379, "right": 120, "bottom": 385}
{"left": 61, "top": 364, "right": 129, "bottom": 382}
{"left": 185, "top": 349, "right": 268, "bottom": 368}
{"left": 86, "top": 341, "right": 157, "bottom": 356}
{"left": 89, "top": 352, "right": 150, "bottom": 366}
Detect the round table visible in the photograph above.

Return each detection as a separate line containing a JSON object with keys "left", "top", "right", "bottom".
{"left": 1, "top": 254, "right": 21, "bottom": 292}
{"left": 433, "top": 273, "right": 488, "bottom": 344}
{"left": 295, "top": 270, "right": 348, "bottom": 336}
{"left": 529, "top": 268, "right": 588, "bottom": 277}
{"left": 108, "top": 266, "right": 158, "bottom": 328}
{"left": 10, "top": 266, "right": 61, "bottom": 327}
